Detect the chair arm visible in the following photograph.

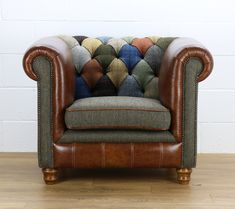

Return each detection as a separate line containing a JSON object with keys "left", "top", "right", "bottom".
{"left": 23, "top": 36, "right": 76, "bottom": 142}
{"left": 158, "top": 38, "right": 213, "bottom": 141}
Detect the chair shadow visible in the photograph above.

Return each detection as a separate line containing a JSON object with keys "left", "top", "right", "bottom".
{"left": 59, "top": 167, "right": 177, "bottom": 184}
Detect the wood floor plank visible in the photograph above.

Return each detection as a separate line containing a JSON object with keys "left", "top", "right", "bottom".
{"left": 0, "top": 153, "right": 235, "bottom": 208}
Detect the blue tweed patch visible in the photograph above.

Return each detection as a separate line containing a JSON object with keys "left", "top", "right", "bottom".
{"left": 75, "top": 76, "right": 92, "bottom": 99}
{"left": 118, "top": 45, "right": 142, "bottom": 72}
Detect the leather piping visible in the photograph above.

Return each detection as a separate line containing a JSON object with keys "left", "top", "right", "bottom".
{"left": 66, "top": 108, "right": 169, "bottom": 112}
{"left": 66, "top": 125, "right": 169, "bottom": 131}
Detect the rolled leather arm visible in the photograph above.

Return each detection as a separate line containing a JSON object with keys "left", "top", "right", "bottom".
{"left": 158, "top": 38, "right": 213, "bottom": 141}
{"left": 23, "top": 36, "right": 76, "bottom": 141}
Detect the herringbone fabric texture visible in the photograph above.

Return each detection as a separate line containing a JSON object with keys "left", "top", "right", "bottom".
{"left": 65, "top": 96, "right": 171, "bottom": 131}
{"left": 58, "top": 36, "right": 175, "bottom": 99}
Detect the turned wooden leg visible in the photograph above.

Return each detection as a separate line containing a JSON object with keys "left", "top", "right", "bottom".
{"left": 42, "top": 168, "right": 59, "bottom": 185}
{"left": 176, "top": 168, "right": 192, "bottom": 185}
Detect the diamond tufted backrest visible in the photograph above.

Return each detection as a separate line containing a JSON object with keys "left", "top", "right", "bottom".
{"left": 58, "top": 36, "right": 175, "bottom": 100}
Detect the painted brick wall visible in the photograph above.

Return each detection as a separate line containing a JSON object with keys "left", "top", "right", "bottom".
{"left": 0, "top": 0, "right": 234, "bottom": 152}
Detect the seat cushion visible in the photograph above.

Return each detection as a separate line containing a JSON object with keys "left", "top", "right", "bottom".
{"left": 65, "top": 96, "right": 171, "bottom": 131}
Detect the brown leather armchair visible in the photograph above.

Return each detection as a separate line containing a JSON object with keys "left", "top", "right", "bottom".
{"left": 23, "top": 36, "right": 213, "bottom": 184}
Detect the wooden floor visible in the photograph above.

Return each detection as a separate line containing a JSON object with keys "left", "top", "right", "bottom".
{"left": 0, "top": 153, "right": 235, "bottom": 209}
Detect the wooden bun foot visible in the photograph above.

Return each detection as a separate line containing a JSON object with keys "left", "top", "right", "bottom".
{"left": 42, "top": 168, "right": 59, "bottom": 185}
{"left": 176, "top": 168, "right": 192, "bottom": 185}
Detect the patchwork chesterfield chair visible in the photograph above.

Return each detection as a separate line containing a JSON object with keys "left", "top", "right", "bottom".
{"left": 23, "top": 35, "right": 213, "bottom": 184}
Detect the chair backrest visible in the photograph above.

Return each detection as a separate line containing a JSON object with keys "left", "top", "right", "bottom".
{"left": 58, "top": 36, "right": 175, "bottom": 100}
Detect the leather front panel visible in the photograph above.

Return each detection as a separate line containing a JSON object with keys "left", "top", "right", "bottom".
{"left": 53, "top": 142, "right": 182, "bottom": 168}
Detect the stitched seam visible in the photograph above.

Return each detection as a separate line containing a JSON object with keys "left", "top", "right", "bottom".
{"left": 193, "top": 68, "right": 200, "bottom": 167}
{"left": 66, "top": 108, "right": 169, "bottom": 113}
{"left": 101, "top": 143, "right": 105, "bottom": 168}
{"left": 156, "top": 144, "right": 159, "bottom": 167}
{"left": 193, "top": 57, "right": 202, "bottom": 168}
{"left": 131, "top": 143, "right": 134, "bottom": 168}
{"left": 72, "top": 143, "right": 75, "bottom": 168}
{"left": 36, "top": 69, "right": 42, "bottom": 166}
{"left": 161, "top": 143, "right": 164, "bottom": 168}
{"left": 67, "top": 125, "right": 169, "bottom": 131}
{"left": 182, "top": 60, "right": 186, "bottom": 167}
{"left": 49, "top": 58, "right": 54, "bottom": 167}
{"left": 175, "top": 52, "right": 193, "bottom": 141}
{"left": 175, "top": 56, "right": 189, "bottom": 141}
{"left": 159, "top": 143, "right": 163, "bottom": 168}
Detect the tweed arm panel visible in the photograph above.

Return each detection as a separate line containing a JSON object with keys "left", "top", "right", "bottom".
{"left": 158, "top": 38, "right": 213, "bottom": 142}
{"left": 23, "top": 37, "right": 76, "bottom": 168}
{"left": 23, "top": 37, "right": 76, "bottom": 142}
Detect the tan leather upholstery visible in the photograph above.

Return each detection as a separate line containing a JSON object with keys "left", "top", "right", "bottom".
{"left": 53, "top": 142, "right": 182, "bottom": 168}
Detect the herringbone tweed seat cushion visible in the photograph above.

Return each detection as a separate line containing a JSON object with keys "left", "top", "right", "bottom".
{"left": 65, "top": 96, "right": 171, "bottom": 131}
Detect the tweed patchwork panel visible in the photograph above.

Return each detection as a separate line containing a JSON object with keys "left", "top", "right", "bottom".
{"left": 58, "top": 35, "right": 175, "bottom": 99}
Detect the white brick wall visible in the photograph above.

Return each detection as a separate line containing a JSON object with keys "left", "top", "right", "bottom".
{"left": 0, "top": 0, "right": 234, "bottom": 152}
